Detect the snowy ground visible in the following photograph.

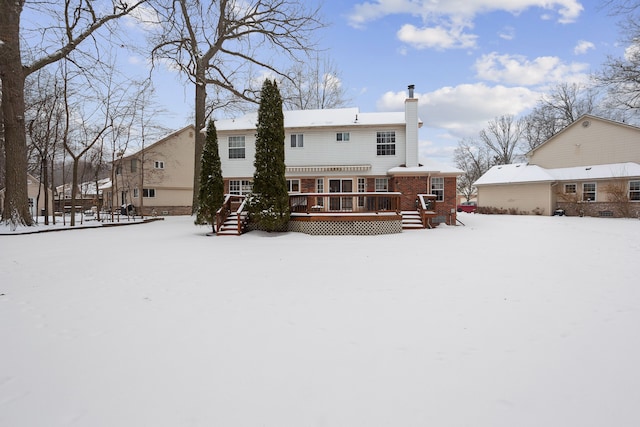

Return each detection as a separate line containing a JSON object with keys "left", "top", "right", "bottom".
{"left": 1, "top": 213, "right": 639, "bottom": 427}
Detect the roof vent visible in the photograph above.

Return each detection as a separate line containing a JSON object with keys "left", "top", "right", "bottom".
{"left": 582, "top": 120, "right": 591, "bottom": 128}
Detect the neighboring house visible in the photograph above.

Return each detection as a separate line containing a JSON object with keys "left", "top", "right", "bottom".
{"left": 54, "top": 178, "right": 109, "bottom": 213}
{"left": 107, "top": 125, "right": 196, "bottom": 216}
{"left": 215, "top": 85, "right": 461, "bottom": 233}
{"left": 474, "top": 115, "right": 640, "bottom": 217}
{"left": 0, "top": 174, "right": 53, "bottom": 218}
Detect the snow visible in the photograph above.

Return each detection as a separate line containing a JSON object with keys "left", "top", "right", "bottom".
{"left": 1, "top": 214, "right": 640, "bottom": 426}
{"left": 475, "top": 162, "right": 640, "bottom": 186}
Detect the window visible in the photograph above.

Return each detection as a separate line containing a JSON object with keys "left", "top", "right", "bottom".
{"left": 564, "top": 183, "right": 576, "bottom": 194}
{"left": 583, "top": 182, "right": 596, "bottom": 201}
{"left": 131, "top": 159, "right": 138, "bottom": 173}
{"left": 290, "top": 134, "right": 304, "bottom": 148}
{"left": 376, "top": 131, "right": 395, "bottom": 155}
{"left": 630, "top": 180, "right": 640, "bottom": 201}
{"left": 143, "top": 188, "right": 156, "bottom": 198}
{"left": 375, "top": 178, "right": 389, "bottom": 192}
{"left": 133, "top": 188, "right": 139, "bottom": 198}
{"left": 316, "top": 178, "right": 324, "bottom": 207}
{"left": 329, "top": 179, "right": 353, "bottom": 211}
{"left": 154, "top": 161, "right": 164, "bottom": 169}
{"left": 229, "top": 180, "right": 253, "bottom": 195}
{"left": 357, "top": 178, "right": 366, "bottom": 207}
{"left": 431, "top": 177, "right": 444, "bottom": 201}
{"left": 286, "top": 179, "right": 300, "bottom": 193}
{"left": 336, "top": 132, "right": 350, "bottom": 142}
{"left": 115, "top": 165, "right": 122, "bottom": 175}
{"left": 229, "top": 136, "right": 245, "bottom": 159}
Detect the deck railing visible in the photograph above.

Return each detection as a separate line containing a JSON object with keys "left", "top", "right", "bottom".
{"left": 289, "top": 192, "right": 402, "bottom": 214}
{"left": 215, "top": 194, "right": 246, "bottom": 232}
{"left": 416, "top": 193, "right": 437, "bottom": 228}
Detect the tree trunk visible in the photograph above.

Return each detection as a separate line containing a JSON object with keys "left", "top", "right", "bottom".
{"left": 0, "top": 0, "right": 33, "bottom": 225}
{"left": 191, "top": 61, "right": 207, "bottom": 215}
{"left": 70, "top": 157, "right": 80, "bottom": 226}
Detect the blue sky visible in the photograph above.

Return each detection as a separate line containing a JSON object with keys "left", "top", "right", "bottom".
{"left": 130, "top": 1, "right": 625, "bottom": 165}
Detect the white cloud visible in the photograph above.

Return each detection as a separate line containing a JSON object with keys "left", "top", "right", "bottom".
{"left": 499, "top": 26, "right": 515, "bottom": 40}
{"left": 397, "top": 24, "right": 478, "bottom": 50}
{"left": 348, "top": 0, "right": 584, "bottom": 28}
{"left": 376, "top": 83, "right": 539, "bottom": 138}
{"left": 574, "top": 40, "right": 595, "bottom": 55}
{"left": 474, "top": 52, "right": 589, "bottom": 86}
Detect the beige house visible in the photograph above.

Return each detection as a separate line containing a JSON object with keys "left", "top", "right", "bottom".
{"left": 0, "top": 173, "right": 54, "bottom": 218}
{"left": 474, "top": 115, "right": 640, "bottom": 217}
{"left": 105, "top": 125, "right": 196, "bottom": 215}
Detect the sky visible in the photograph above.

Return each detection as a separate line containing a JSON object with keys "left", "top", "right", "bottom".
{"left": 130, "top": 0, "right": 625, "bottom": 166}
{"left": 1, "top": 213, "right": 639, "bottom": 426}
{"left": 20, "top": 1, "right": 626, "bottom": 166}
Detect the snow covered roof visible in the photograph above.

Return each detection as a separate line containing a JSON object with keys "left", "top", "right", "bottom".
{"left": 388, "top": 158, "right": 464, "bottom": 175}
{"left": 216, "top": 108, "right": 411, "bottom": 131}
{"left": 474, "top": 162, "right": 640, "bottom": 186}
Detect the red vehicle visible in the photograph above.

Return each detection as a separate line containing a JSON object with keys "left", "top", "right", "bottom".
{"left": 457, "top": 201, "right": 477, "bottom": 213}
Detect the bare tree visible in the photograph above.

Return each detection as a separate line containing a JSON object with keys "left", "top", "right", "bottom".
{"left": 148, "top": 0, "right": 324, "bottom": 213}
{"left": 479, "top": 115, "right": 523, "bottom": 165}
{"left": 280, "top": 55, "right": 350, "bottom": 110}
{"left": 454, "top": 138, "right": 493, "bottom": 202}
{"left": 521, "top": 82, "right": 601, "bottom": 151}
{"left": 0, "top": 0, "right": 147, "bottom": 227}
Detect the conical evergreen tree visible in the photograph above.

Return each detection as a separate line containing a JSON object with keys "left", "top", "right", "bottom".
{"left": 196, "top": 119, "right": 225, "bottom": 232}
{"left": 249, "top": 79, "right": 290, "bottom": 231}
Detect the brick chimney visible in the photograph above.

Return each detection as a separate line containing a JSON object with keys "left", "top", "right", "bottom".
{"left": 405, "top": 84, "right": 419, "bottom": 167}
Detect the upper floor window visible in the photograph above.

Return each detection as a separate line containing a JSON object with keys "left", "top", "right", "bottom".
{"left": 143, "top": 188, "right": 156, "bottom": 198}
{"left": 229, "top": 136, "right": 245, "bottom": 159}
{"left": 290, "top": 134, "right": 304, "bottom": 148}
{"left": 131, "top": 159, "right": 138, "bottom": 173}
{"left": 431, "top": 177, "right": 444, "bottom": 201}
{"left": 376, "top": 131, "right": 395, "bottom": 156}
{"left": 583, "top": 182, "right": 596, "bottom": 201}
{"left": 286, "top": 179, "right": 300, "bottom": 193}
{"left": 336, "top": 132, "right": 350, "bottom": 142}
{"left": 630, "top": 180, "right": 640, "bottom": 201}
{"left": 375, "top": 178, "right": 389, "bottom": 192}
{"left": 564, "top": 183, "right": 576, "bottom": 194}
{"left": 115, "top": 165, "right": 122, "bottom": 175}
{"left": 229, "top": 179, "right": 253, "bottom": 195}
{"left": 154, "top": 161, "right": 164, "bottom": 169}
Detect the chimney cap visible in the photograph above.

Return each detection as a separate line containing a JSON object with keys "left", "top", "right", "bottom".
{"left": 408, "top": 84, "right": 415, "bottom": 98}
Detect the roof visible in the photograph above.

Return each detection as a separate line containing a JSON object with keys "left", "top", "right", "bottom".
{"left": 215, "top": 108, "right": 415, "bottom": 131}
{"left": 526, "top": 114, "right": 640, "bottom": 158}
{"left": 121, "top": 125, "right": 195, "bottom": 159}
{"left": 474, "top": 162, "right": 640, "bottom": 186}
{"left": 388, "top": 157, "right": 464, "bottom": 175}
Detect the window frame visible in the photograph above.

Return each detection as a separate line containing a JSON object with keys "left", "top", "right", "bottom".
{"left": 336, "top": 132, "right": 350, "bottom": 142}
{"left": 376, "top": 131, "right": 396, "bottom": 156}
{"left": 431, "top": 177, "right": 444, "bottom": 201}
{"left": 564, "top": 183, "right": 577, "bottom": 194}
{"left": 229, "top": 179, "right": 253, "bottom": 195}
{"left": 630, "top": 180, "right": 640, "bottom": 201}
{"left": 290, "top": 133, "right": 304, "bottom": 148}
{"left": 375, "top": 178, "right": 389, "bottom": 192}
{"left": 228, "top": 135, "right": 246, "bottom": 159}
{"left": 154, "top": 161, "right": 165, "bottom": 170}
{"left": 286, "top": 179, "right": 301, "bottom": 193}
{"left": 143, "top": 188, "right": 156, "bottom": 198}
{"left": 582, "top": 182, "right": 596, "bottom": 202}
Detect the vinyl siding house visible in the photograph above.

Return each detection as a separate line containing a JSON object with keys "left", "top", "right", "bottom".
{"left": 474, "top": 115, "right": 640, "bottom": 217}
{"left": 106, "top": 125, "right": 196, "bottom": 216}
{"left": 0, "top": 174, "right": 54, "bottom": 219}
{"left": 215, "top": 86, "right": 461, "bottom": 234}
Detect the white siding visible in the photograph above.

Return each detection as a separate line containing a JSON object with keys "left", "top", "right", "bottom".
{"left": 478, "top": 183, "right": 553, "bottom": 215}
{"left": 530, "top": 117, "right": 640, "bottom": 168}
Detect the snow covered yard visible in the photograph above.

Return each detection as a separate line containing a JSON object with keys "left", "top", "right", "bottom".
{"left": 1, "top": 214, "right": 639, "bottom": 427}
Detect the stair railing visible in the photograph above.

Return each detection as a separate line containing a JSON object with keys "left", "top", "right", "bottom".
{"left": 215, "top": 194, "right": 232, "bottom": 233}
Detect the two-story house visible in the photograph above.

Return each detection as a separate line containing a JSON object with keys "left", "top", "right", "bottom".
{"left": 215, "top": 85, "right": 461, "bottom": 234}
{"left": 474, "top": 115, "right": 640, "bottom": 217}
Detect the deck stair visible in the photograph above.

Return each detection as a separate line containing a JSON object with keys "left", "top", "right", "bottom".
{"left": 402, "top": 210, "right": 424, "bottom": 230}
{"left": 217, "top": 211, "right": 248, "bottom": 235}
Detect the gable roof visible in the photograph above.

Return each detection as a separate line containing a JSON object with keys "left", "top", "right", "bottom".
{"left": 216, "top": 108, "right": 417, "bottom": 131}
{"left": 474, "top": 162, "right": 640, "bottom": 186}
{"left": 526, "top": 114, "right": 640, "bottom": 158}
{"left": 121, "top": 125, "right": 195, "bottom": 159}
